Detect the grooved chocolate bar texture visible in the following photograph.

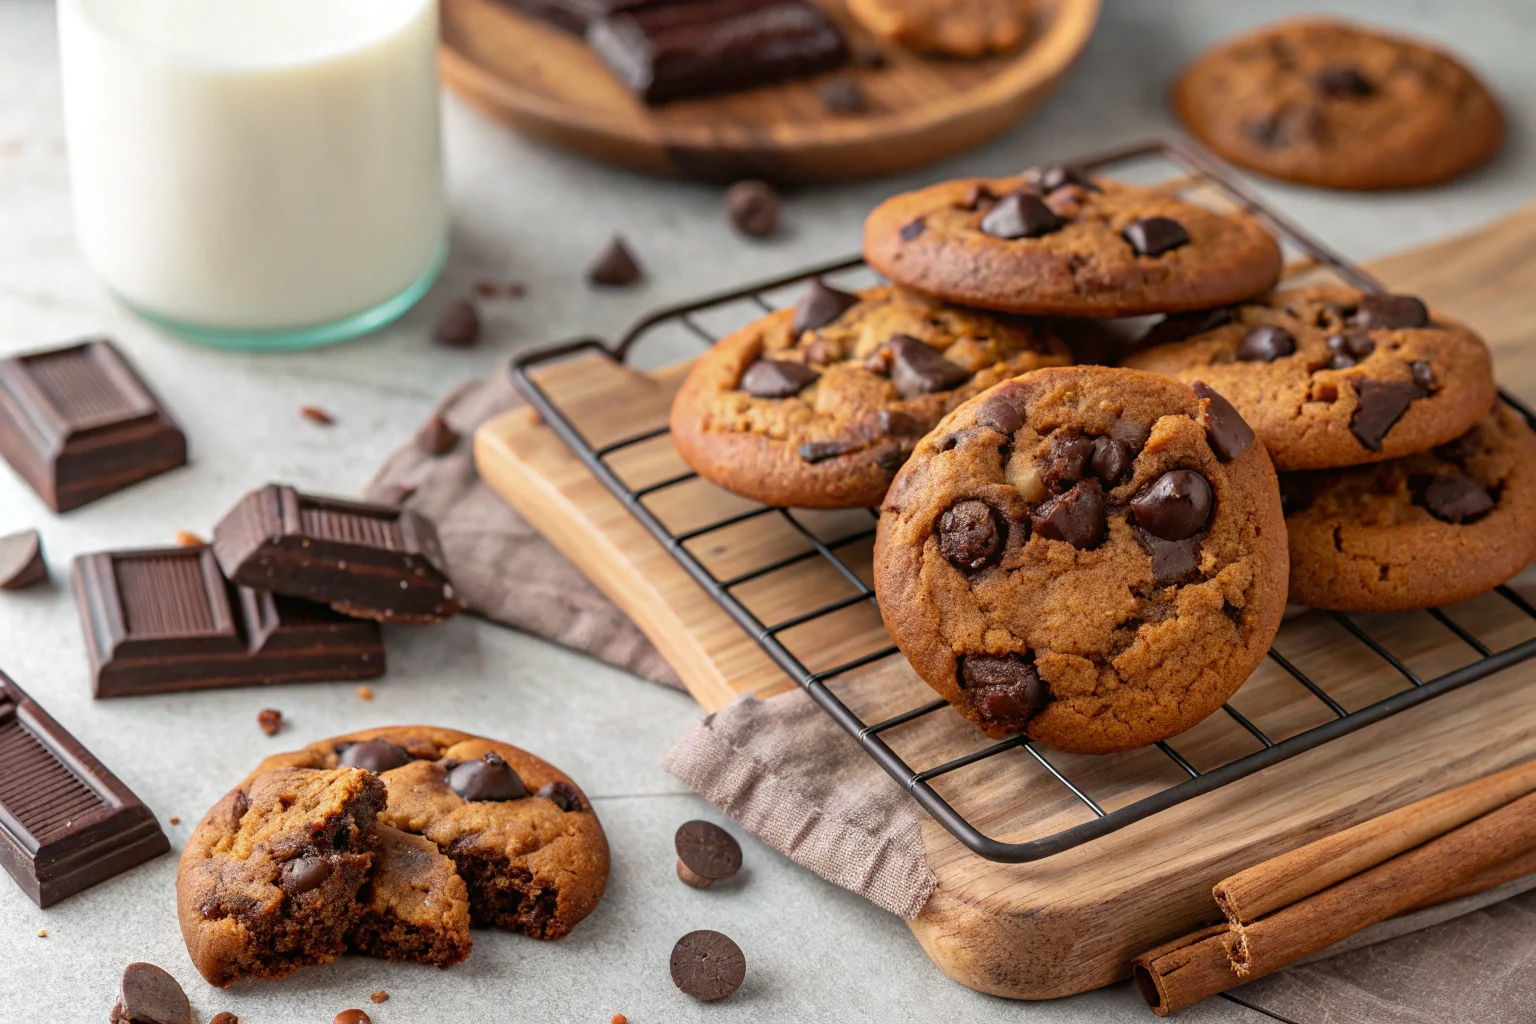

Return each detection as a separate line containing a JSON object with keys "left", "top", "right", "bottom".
{"left": 588, "top": 0, "right": 849, "bottom": 105}
{"left": 212, "top": 485, "right": 461, "bottom": 624}
{"left": 73, "top": 546, "right": 385, "bottom": 698}
{"left": 0, "top": 673, "right": 169, "bottom": 906}
{"left": 0, "top": 339, "right": 186, "bottom": 511}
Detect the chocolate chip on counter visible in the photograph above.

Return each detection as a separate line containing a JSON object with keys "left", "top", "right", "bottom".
{"left": 899, "top": 217, "right": 926, "bottom": 241}
{"left": 1236, "top": 325, "right": 1296, "bottom": 362}
{"left": 888, "top": 335, "right": 970, "bottom": 398}
{"left": 739, "top": 359, "right": 820, "bottom": 399}
{"left": 112, "top": 963, "right": 192, "bottom": 1024}
{"left": 963, "top": 183, "right": 996, "bottom": 210}
{"left": 337, "top": 739, "right": 411, "bottom": 774}
{"left": 960, "top": 654, "right": 1046, "bottom": 723}
{"left": 975, "top": 393, "right": 1024, "bottom": 435}
{"left": 1312, "top": 66, "right": 1374, "bottom": 98}
{"left": 671, "top": 930, "right": 746, "bottom": 1002}
{"left": 938, "top": 500, "right": 1002, "bottom": 572}
{"left": 415, "top": 414, "right": 460, "bottom": 456}
{"left": 433, "top": 299, "right": 482, "bottom": 347}
{"left": 1141, "top": 307, "right": 1233, "bottom": 347}
{"left": 1350, "top": 377, "right": 1422, "bottom": 451}
{"left": 1142, "top": 534, "right": 1204, "bottom": 587}
{"left": 1420, "top": 473, "right": 1496, "bottom": 524}
{"left": 256, "top": 708, "right": 282, "bottom": 737}
{"left": 1040, "top": 432, "right": 1096, "bottom": 491}
{"left": 0, "top": 529, "right": 46, "bottom": 591}
{"left": 210, "top": 1013, "right": 239, "bottom": 1024}
{"left": 1131, "top": 471, "right": 1213, "bottom": 541}
{"left": 535, "top": 780, "right": 584, "bottom": 812}
{"left": 674, "top": 820, "right": 743, "bottom": 889}
{"left": 1411, "top": 359, "right": 1437, "bottom": 391}
{"left": 1123, "top": 217, "right": 1189, "bottom": 257}
{"left": 280, "top": 856, "right": 332, "bottom": 895}
{"left": 474, "top": 280, "right": 502, "bottom": 298}
{"left": 300, "top": 405, "right": 335, "bottom": 426}
{"left": 1191, "top": 381, "right": 1255, "bottom": 461}
{"left": 817, "top": 74, "right": 864, "bottom": 114}
{"left": 798, "top": 439, "right": 854, "bottom": 463}
{"left": 791, "top": 279, "right": 861, "bottom": 334}
{"left": 1030, "top": 478, "right": 1106, "bottom": 549}
{"left": 1023, "top": 163, "right": 1101, "bottom": 194}
{"left": 588, "top": 235, "right": 642, "bottom": 286}
{"left": 1353, "top": 293, "right": 1428, "bottom": 330}
{"left": 723, "top": 180, "right": 779, "bottom": 238}
{"left": 334, "top": 1011, "right": 371, "bottom": 1024}
{"left": 980, "top": 192, "right": 1062, "bottom": 240}
{"left": 1091, "top": 436, "right": 1133, "bottom": 485}
{"left": 449, "top": 752, "right": 528, "bottom": 802}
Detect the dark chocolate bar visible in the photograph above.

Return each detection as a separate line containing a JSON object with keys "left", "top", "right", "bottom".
{"left": 0, "top": 672, "right": 169, "bottom": 906}
{"left": 588, "top": 0, "right": 849, "bottom": 105}
{"left": 72, "top": 546, "right": 386, "bottom": 699}
{"left": 0, "top": 339, "right": 187, "bottom": 512}
{"left": 212, "top": 484, "right": 461, "bottom": 624}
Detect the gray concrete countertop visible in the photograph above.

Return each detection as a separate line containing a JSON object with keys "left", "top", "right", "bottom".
{"left": 1, "top": 0, "right": 1532, "bottom": 1020}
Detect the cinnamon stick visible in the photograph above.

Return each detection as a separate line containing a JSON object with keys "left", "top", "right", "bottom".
{"left": 1214, "top": 757, "right": 1536, "bottom": 925}
{"left": 1131, "top": 926, "right": 1236, "bottom": 1017}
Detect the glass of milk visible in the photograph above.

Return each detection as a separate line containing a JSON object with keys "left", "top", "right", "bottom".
{"left": 57, "top": 0, "right": 447, "bottom": 349}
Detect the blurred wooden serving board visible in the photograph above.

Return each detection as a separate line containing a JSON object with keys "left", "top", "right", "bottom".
{"left": 475, "top": 204, "right": 1536, "bottom": 998}
{"left": 439, "top": 0, "right": 1099, "bottom": 181}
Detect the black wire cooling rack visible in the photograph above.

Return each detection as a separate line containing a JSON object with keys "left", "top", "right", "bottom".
{"left": 510, "top": 138, "right": 1536, "bottom": 863}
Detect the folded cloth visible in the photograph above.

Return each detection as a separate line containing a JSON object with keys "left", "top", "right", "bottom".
{"left": 376, "top": 367, "right": 1534, "bottom": 1016}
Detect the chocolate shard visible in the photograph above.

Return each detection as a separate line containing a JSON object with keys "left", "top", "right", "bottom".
{"left": 0, "top": 339, "right": 187, "bottom": 512}
{"left": 72, "top": 546, "right": 386, "bottom": 698}
{"left": 1191, "top": 381, "right": 1255, "bottom": 461}
{"left": 0, "top": 672, "right": 170, "bottom": 906}
{"left": 0, "top": 529, "right": 47, "bottom": 590}
{"left": 211, "top": 485, "right": 461, "bottom": 625}
{"left": 588, "top": 0, "right": 849, "bottom": 106}
{"left": 888, "top": 335, "right": 970, "bottom": 398}
{"left": 791, "top": 279, "right": 861, "bottom": 334}
{"left": 1350, "top": 378, "right": 1423, "bottom": 451}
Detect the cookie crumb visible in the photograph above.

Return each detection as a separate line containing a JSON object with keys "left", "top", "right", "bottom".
{"left": 334, "top": 1011, "right": 370, "bottom": 1024}
{"left": 612, "top": 1015, "right": 628, "bottom": 1024}
{"left": 474, "top": 280, "right": 502, "bottom": 298}
{"left": 257, "top": 708, "right": 283, "bottom": 736}
{"left": 210, "top": 1013, "right": 239, "bottom": 1024}
{"left": 370, "top": 991, "right": 389, "bottom": 1004}
{"left": 36, "top": 929, "right": 46, "bottom": 938}
{"left": 301, "top": 405, "right": 335, "bottom": 426}
{"left": 174, "top": 531, "right": 206, "bottom": 548}
{"left": 357, "top": 685, "right": 374, "bottom": 701}
{"left": 168, "top": 816, "right": 181, "bottom": 826}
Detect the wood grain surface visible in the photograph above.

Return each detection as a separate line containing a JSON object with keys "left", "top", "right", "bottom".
{"left": 439, "top": 0, "right": 1100, "bottom": 181}
{"left": 474, "top": 202, "right": 1536, "bottom": 998}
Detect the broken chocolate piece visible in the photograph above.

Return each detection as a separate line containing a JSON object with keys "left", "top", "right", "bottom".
{"left": 0, "top": 529, "right": 46, "bottom": 590}
{"left": 671, "top": 930, "right": 746, "bottom": 1002}
{"left": 432, "top": 300, "right": 481, "bottom": 348}
{"left": 791, "top": 279, "right": 860, "bottom": 334}
{"left": 1022, "top": 164, "right": 1101, "bottom": 194}
{"left": 1141, "top": 307, "right": 1233, "bottom": 347}
{"left": 112, "top": 962, "right": 192, "bottom": 1024}
{"left": 888, "top": 335, "right": 969, "bottom": 398}
{"left": 979, "top": 192, "right": 1062, "bottom": 240}
{"left": 739, "top": 359, "right": 820, "bottom": 399}
{"left": 1090, "top": 437, "right": 1133, "bottom": 486}
{"left": 1039, "top": 432, "right": 1096, "bottom": 491}
{"left": 938, "top": 500, "right": 1002, "bottom": 573}
{"left": 1420, "top": 473, "right": 1495, "bottom": 524}
{"left": 797, "top": 439, "right": 853, "bottom": 463}
{"left": 724, "top": 180, "right": 779, "bottom": 237}
{"left": 414, "top": 414, "right": 459, "bottom": 456}
{"left": 534, "top": 780, "right": 584, "bottom": 812}
{"left": 1236, "top": 325, "right": 1296, "bottom": 362}
{"left": 1140, "top": 533, "right": 1204, "bottom": 587}
{"left": 1353, "top": 293, "right": 1429, "bottom": 330}
{"left": 1030, "top": 479, "right": 1106, "bottom": 549}
{"left": 1191, "top": 381, "right": 1255, "bottom": 461}
{"left": 588, "top": 236, "right": 642, "bottom": 286}
{"left": 674, "top": 820, "right": 742, "bottom": 888}
{"left": 960, "top": 654, "right": 1045, "bottom": 725}
{"left": 1350, "top": 378, "right": 1423, "bottom": 451}
{"left": 1123, "top": 217, "right": 1189, "bottom": 257}
{"left": 975, "top": 393, "right": 1024, "bottom": 436}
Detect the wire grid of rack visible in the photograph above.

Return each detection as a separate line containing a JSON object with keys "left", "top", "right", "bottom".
{"left": 511, "top": 137, "right": 1536, "bottom": 863}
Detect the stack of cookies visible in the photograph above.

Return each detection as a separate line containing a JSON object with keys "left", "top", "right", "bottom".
{"left": 670, "top": 162, "right": 1536, "bottom": 756}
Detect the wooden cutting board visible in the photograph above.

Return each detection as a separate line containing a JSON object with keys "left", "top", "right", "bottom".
{"left": 474, "top": 203, "right": 1536, "bottom": 998}
{"left": 439, "top": 0, "right": 1099, "bottom": 181}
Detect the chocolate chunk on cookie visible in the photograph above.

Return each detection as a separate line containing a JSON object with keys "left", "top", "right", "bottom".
{"left": 874, "top": 366, "right": 1288, "bottom": 753}
{"left": 1284, "top": 406, "right": 1536, "bottom": 611}
{"left": 1172, "top": 17, "right": 1504, "bottom": 190}
{"left": 670, "top": 285, "right": 1070, "bottom": 509}
{"left": 1124, "top": 286, "right": 1496, "bottom": 471}
{"left": 864, "top": 173, "right": 1282, "bottom": 317}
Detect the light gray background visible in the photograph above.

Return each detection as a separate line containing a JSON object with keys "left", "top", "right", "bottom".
{"left": 1, "top": 1, "right": 1532, "bottom": 1021}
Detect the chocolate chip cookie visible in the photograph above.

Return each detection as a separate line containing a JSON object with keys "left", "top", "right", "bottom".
{"left": 874, "top": 366, "right": 1288, "bottom": 753}
{"left": 847, "top": 0, "right": 1030, "bottom": 58}
{"left": 1123, "top": 287, "right": 1497, "bottom": 471}
{"left": 670, "top": 283, "right": 1071, "bottom": 508}
{"left": 1284, "top": 405, "right": 1536, "bottom": 612}
{"left": 1172, "top": 18, "right": 1504, "bottom": 190}
{"left": 862, "top": 168, "right": 1283, "bottom": 317}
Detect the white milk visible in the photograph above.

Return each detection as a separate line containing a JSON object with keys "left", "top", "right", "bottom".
{"left": 57, "top": 0, "right": 446, "bottom": 340}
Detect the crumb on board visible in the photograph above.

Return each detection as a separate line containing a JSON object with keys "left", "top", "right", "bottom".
{"left": 175, "top": 531, "right": 206, "bottom": 547}
{"left": 357, "top": 685, "right": 374, "bottom": 701}
{"left": 168, "top": 816, "right": 181, "bottom": 826}
{"left": 257, "top": 708, "right": 283, "bottom": 736}
{"left": 301, "top": 405, "right": 336, "bottom": 425}
{"left": 36, "top": 929, "right": 46, "bottom": 938}
{"left": 370, "top": 991, "right": 390, "bottom": 1004}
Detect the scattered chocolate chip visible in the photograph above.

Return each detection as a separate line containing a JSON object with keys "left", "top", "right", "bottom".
{"left": 798, "top": 439, "right": 853, "bottom": 463}
{"left": 888, "top": 335, "right": 970, "bottom": 398}
{"left": 1030, "top": 478, "right": 1106, "bottom": 549}
{"left": 112, "top": 963, "right": 192, "bottom": 1024}
{"left": 1420, "top": 473, "right": 1496, "bottom": 524}
{"left": 938, "top": 500, "right": 1002, "bottom": 572}
{"left": 1191, "top": 381, "right": 1255, "bottom": 461}
{"left": 1312, "top": 66, "right": 1374, "bottom": 98}
{"left": 1411, "top": 359, "right": 1437, "bottom": 391}
{"left": 588, "top": 236, "right": 642, "bottom": 286}
{"left": 791, "top": 279, "right": 861, "bottom": 334}
{"left": 433, "top": 299, "right": 482, "bottom": 347}
{"left": 174, "top": 531, "right": 206, "bottom": 548}
{"left": 1091, "top": 436, "right": 1133, "bottom": 485}
{"left": 675, "top": 820, "right": 743, "bottom": 888}
{"left": 300, "top": 405, "right": 335, "bottom": 426}
{"left": 899, "top": 217, "right": 927, "bottom": 241}
{"left": 414, "top": 414, "right": 460, "bottom": 456}
{"left": 256, "top": 708, "right": 282, "bottom": 737}
{"left": 1353, "top": 293, "right": 1429, "bottom": 330}
{"left": 963, "top": 183, "right": 996, "bottom": 210}
{"left": 449, "top": 752, "right": 528, "bottom": 802}
{"left": 1327, "top": 331, "right": 1376, "bottom": 362}
{"left": 1131, "top": 471, "right": 1213, "bottom": 541}
{"left": 370, "top": 992, "right": 389, "bottom": 1004}
{"left": 474, "top": 280, "right": 501, "bottom": 298}
{"left": 724, "top": 180, "right": 780, "bottom": 238}
{"left": 210, "top": 1013, "right": 239, "bottom": 1024}
{"left": 1124, "top": 217, "right": 1190, "bottom": 257}
{"left": 535, "top": 780, "right": 584, "bottom": 812}
{"left": 338, "top": 739, "right": 411, "bottom": 774}
{"left": 1350, "top": 377, "right": 1422, "bottom": 451}
{"left": 671, "top": 930, "right": 746, "bottom": 1002}
{"left": 0, "top": 529, "right": 46, "bottom": 590}
{"left": 1040, "top": 432, "right": 1096, "bottom": 491}
{"left": 1023, "top": 164, "right": 1101, "bottom": 194}
{"left": 1142, "top": 534, "right": 1204, "bottom": 587}
{"left": 375, "top": 483, "right": 417, "bottom": 506}
{"left": 980, "top": 192, "right": 1062, "bottom": 240}
{"left": 334, "top": 1011, "right": 371, "bottom": 1024}
{"left": 975, "top": 393, "right": 1024, "bottom": 435}
{"left": 280, "top": 856, "right": 332, "bottom": 895}
{"left": 739, "top": 359, "right": 820, "bottom": 398}
{"left": 818, "top": 74, "right": 864, "bottom": 114}
{"left": 959, "top": 654, "right": 1046, "bottom": 724}
{"left": 1236, "top": 325, "right": 1296, "bottom": 362}
{"left": 1142, "top": 307, "right": 1233, "bottom": 347}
